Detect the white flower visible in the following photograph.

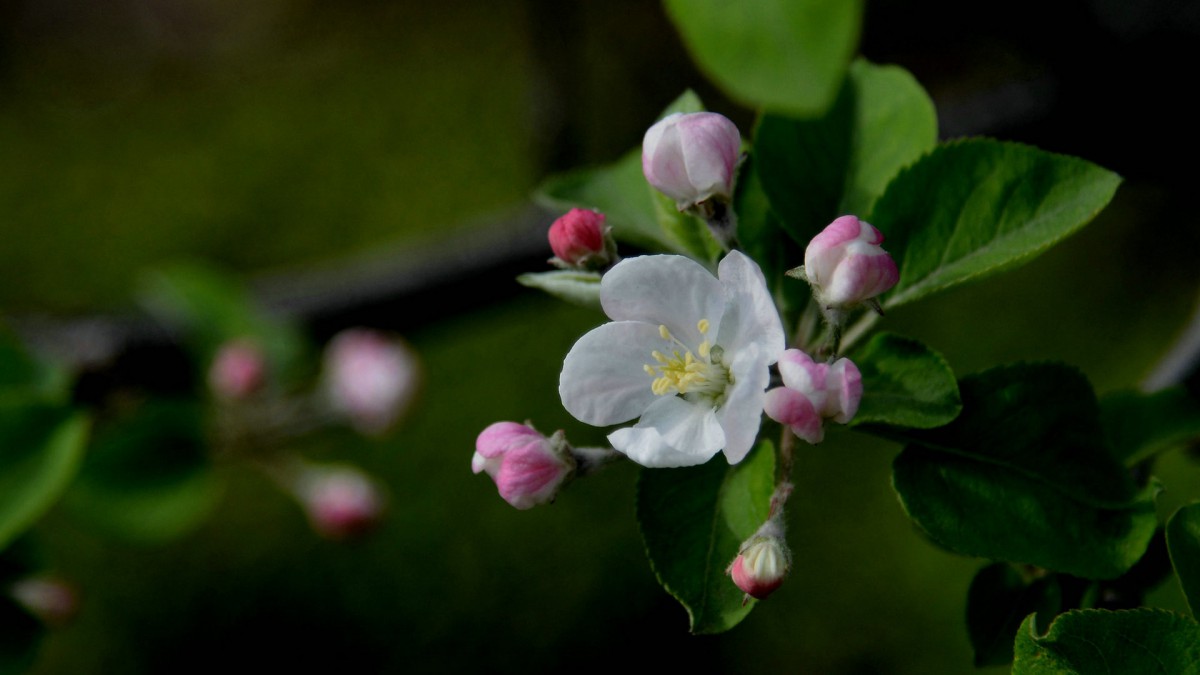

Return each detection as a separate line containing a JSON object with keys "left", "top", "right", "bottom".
{"left": 559, "top": 251, "right": 784, "bottom": 467}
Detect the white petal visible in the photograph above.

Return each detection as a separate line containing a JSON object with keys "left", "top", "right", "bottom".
{"left": 609, "top": 396, "right": 723, "bottom": 467}
{"left": 600, "top": 255, "right": 724, "bottom": 349}
{"left": 715, "top": 251, "right": 785, "bottom": 364}
{"left": 559, "top": 321, "right": 662, "bottom": 426}
{"left": 717, "top": 345, "right": 771, "bottom": 464}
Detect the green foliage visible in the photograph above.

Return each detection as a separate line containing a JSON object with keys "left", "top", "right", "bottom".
{"left": 0, "top": 333, "right": 69, "bottom": 405}
{"left": 663, "top": 0, "right": 862, "bottom": 116}
{"left": 1102, "top": 388, "right": 1200, "bottom": 465}
{"left": 871, "top": 139, "right": 1122, "bottom": 309}
{"left": 1012, "top": 608, "right": 1200, "bottom": 674}
{"left": 733, "top": 154, "right": 809, "bottom": 328}
{"left": 63, "top": 399, "right": 220, "bottom": 545}
{"left": 535, "top": 91, "right": 720, "bottom": 262}
{"left": 1167, "top": 503, "right": 1200, "bottom": 617}
{"left": 637, "top": 442, "right": 775, "bottom": 633}
{"left": 755, "top": 59, "right": 937, "bottom": 245}
{"left": 516, "top": 271, "right": 603, "bottom": 310}
{"left": 0, "top": 403, "right": 89, "bottom": 552}
{"left": 851, "top": 332, "right": 961, "bottom": 429}
{"left": 0, "top": 594, "right": 40, "bottom": 675}
{"left": 967, "top": 563, "right": 1062, "bottom": 667}
{"left": 891, "top": 364, "right": 1158, "bottom": 579}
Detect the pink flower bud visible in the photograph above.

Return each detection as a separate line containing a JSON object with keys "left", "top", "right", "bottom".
{"left": 764, "top": 349, "right": 862, "bottom": 444}
{"left": 548, "top": 208, "right": 612, "bottom": 269}
{"left": 804, "top": 215, "right": 899, "bottom": 309}
{"left": 642, "top": 112, "right": 742, "bottom": 209}
{"left": 297, "top": 465, "right": 385, "bottom": 540}
{"left": 472, "top": 422, "right": 575, "bottom": 510}
{"left": 325, "top": 329, "right": 419, "bottom": 435}
{"left": 8, "top": 577, "right": 79, "bottom": 627}
{"left": 727, "top": 524, "right": 790, "bottom": 601}
{"left": 208, "top": 339, "right": 266, "bottom": 399}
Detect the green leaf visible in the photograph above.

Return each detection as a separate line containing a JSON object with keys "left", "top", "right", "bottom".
{"left": 637, "top": 442, "right": 775, "bottom": 634}
{"left": 0, "top": 402, "right": 89, "bottom": 551}
{"left": 967, "top": 563, "right": 1062, "bottom": 667}
{"left": 0, "top": 332, "right": 70, "bottom": 405}
{"left": 535, "top": 91, "right": 719, "bottom": 262}
{"left": 755, "top": 59, "right": 937, "bottom": 245}
{"left": 871, "top": 138, "right": 1122, "bottom": 309}
{"left": 663, "top": 0, "right": 862, "bottom": 116}
{"left": 1012, "top": 608, "right": 1200, "bottom": 674}
{"left": 1102, "top": 388, "right": 1200, "bottom": 465}
{"left": 63, "top": 399, "right": 220, "bottom": 545}
{"left": 516, "top": 271, "right": 602, "bottom": 310}
{"left": 850, "top": 332, "right": 960, "bottom": 429}
{"left": 891, "top": 363, "right": 1158, "bottom": 579}
{"left": 1167, "top": 502, "right": 1200, "bottom": 617}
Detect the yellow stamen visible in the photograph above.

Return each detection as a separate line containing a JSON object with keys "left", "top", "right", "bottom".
{"left": 659, "top": 325, "right": 672, "bottom": 340}
{"left": 697, "top": 319, "right": 710, "bottom": 334}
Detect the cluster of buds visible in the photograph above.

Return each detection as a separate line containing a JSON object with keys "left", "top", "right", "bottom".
{"left": 472, "top": 422, "right": 576, "bottom": 510}
{"left": 764, "top": 349, "right": 862, "bottom": 444}
{"left": 207, "top": 338, "right": 267, "bottom": 400}
{"left": 727, "top": 515, "right": 791, "bottom": 603}
{"left": 792, "top": 215, "right": 899, "bottom": 319}
{"left": 324, "top": 329, "right": 420, "bottom": 436}
{"left": 548, "top": 208, "right": 617, "bottom": 271}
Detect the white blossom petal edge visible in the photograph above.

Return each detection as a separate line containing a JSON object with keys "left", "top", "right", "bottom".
{"left": 559, "top": 251, "right": 785, "bottom": 467}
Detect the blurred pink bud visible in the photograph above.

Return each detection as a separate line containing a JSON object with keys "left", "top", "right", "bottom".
{"left": 9, "top": 577, "right": 79, "bottom": 627}
{"left": 764, "top": 349, "right": 862, "bottom": 444}
{"left": 642, "top": 112, "right": 741, "bottom": 209}
{"left": 804, "top": 215, "right": 899, "bottom": 309}
{"left": 325, "top": 329, "right": 419, "bottom": 435}
{"left": 728, "top": 526, "right": 790, "bottom": 601}
{"left": 208, "top": 339, "right": 266, "bottom": 399}
{"left": 298, "top": 465, "right": 386, "bottom": 540}
{"left": 472, "top": 422, "right": 575, "bottom": 510}
{"left": 548, "top": 208, "right": 611, "bottom": 269}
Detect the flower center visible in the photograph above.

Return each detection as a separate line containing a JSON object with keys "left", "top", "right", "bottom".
{"left": 643, "top": 320, "right": 730, "bottom": 403}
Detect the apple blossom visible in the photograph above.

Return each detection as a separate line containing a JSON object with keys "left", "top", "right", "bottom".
{"left": 559, "top": 250, "right": 785, "bottom": 467}
{"left": 800, "top": 215, "right": 899, "bottom": 311}
{"left": 728, "top": 518, "right": 790, "bottom": 602}
{"left": 642, "top": 112, "right": 742, "bottom": 210}
{"left": 764, "top": 349, "right": 862, "bottom": 444}
{"left": 208, "top": 339, "right": 266, "bottom": 399}
{"left": 296, "top": 464, "right": 386, "bottom": 540}
{"left": 548, "top": 208, "right": 614, "bottom": 270}
{"left": 472, "top": 422, "right": 575, "bottom": 510}
{"left": 324, "top": 328, "right": 419, "bottom": 435}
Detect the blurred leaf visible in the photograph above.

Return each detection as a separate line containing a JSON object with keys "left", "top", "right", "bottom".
{"left": 871, "top": 139, "right": 1122, "bottom": 310}
{"left": 756, "top": 60, "right": 937, "bottom": 245}
{"left": 0, "top": 332, "right": 70, "bottom": 405}
{"left": 0, "top": 402, "right": 89, "bottom": 551}
{"left": 64, "top": 399, "right": 220, "bottom": 545}
{"left": 1012, "top": 608, "right": 1200, "bottom": 674}
{"left": 967, "top": 563, "right": 1062, "bottom": 667}
{"left": 1102, "top": 388, "right": 1200, "bottom": 465}
{"left": 140, "top": 263, "right": 308, "bottom": 386}
{"left": 892, "top": 363, "right": 1157, "bottom": 579}
{"left": 1167, "top": 502, "right": 1200, "bottom": 617}
{"left": 536, "top": 91, "right": 719, "bottom": 261}
{"left": 516, "top": 271, "right": 603, "bottom": 310}
{"left": 851, "top": 332, "right": 960, "bottom": 429}
{"left": 663, "top": 0, "right": 862, "bottom": 116}
{"left": 637, "top": 441, "right": 775, "bottom": 634}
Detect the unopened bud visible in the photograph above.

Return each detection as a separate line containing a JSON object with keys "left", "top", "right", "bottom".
{"left": 324, "top": 329, "right": 419, "bottom": 435}
{"left": 800, "top": 215, "right": 899, "bottom": 311}
{"left": 764, "top": 349, "right": 862, "bottom": 444}
{"left": 8, "top": 577, "right": 79, "bottom": 627}
{"left": 728, "top": 520, "right": 790, "bottom": 602}
{"left": 472, "top": 422, "right": 575, "bottom": 510}
{"left": 208, "top": 339, "right": 266, "bottom": 399}
{"left": 548, "top": 208, "right": 613, "bottom": 270}
{"left": 297, "top": 464, "right": 386, "bottom": 540}
{"left": 642, "top": 112, "right": 742, "bottom": 210}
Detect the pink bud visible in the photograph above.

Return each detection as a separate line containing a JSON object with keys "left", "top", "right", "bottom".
{"left": 208, "top": 339, "right": 266, "bottom": 399}
{"left": 325, "top": 329, "right": 419, "bottom": 435}
{"left": 548, "top": 208, "right": 611, "bottom": 269}
{"left": 298, "top": 465, "right": 385, "bottom": 540}
{"left": 642, "top": 112, "right": 742, "bottom": 209}
{"left": 765, "top": 349, "right": 862, "bottom": 443}
{"left": 9, "top": 577, "right": 79, "bottom": 627}
{"left": 804, "top": 215, "right": 899, "bottom": 309}
{"left": 472, "top": 422, "right": 575, "bottom": 510}
{"left": 727, "top": 529, "right": 790, "bottom": 601}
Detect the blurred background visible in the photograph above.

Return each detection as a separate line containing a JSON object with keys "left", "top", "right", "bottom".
{"left": 2, "top": 0, "right": 1199, "bottom": 672}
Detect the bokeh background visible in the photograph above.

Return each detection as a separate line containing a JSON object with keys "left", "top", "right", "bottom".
{"left": 3, "top": 0, "right": 1199, "bottom": 672}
